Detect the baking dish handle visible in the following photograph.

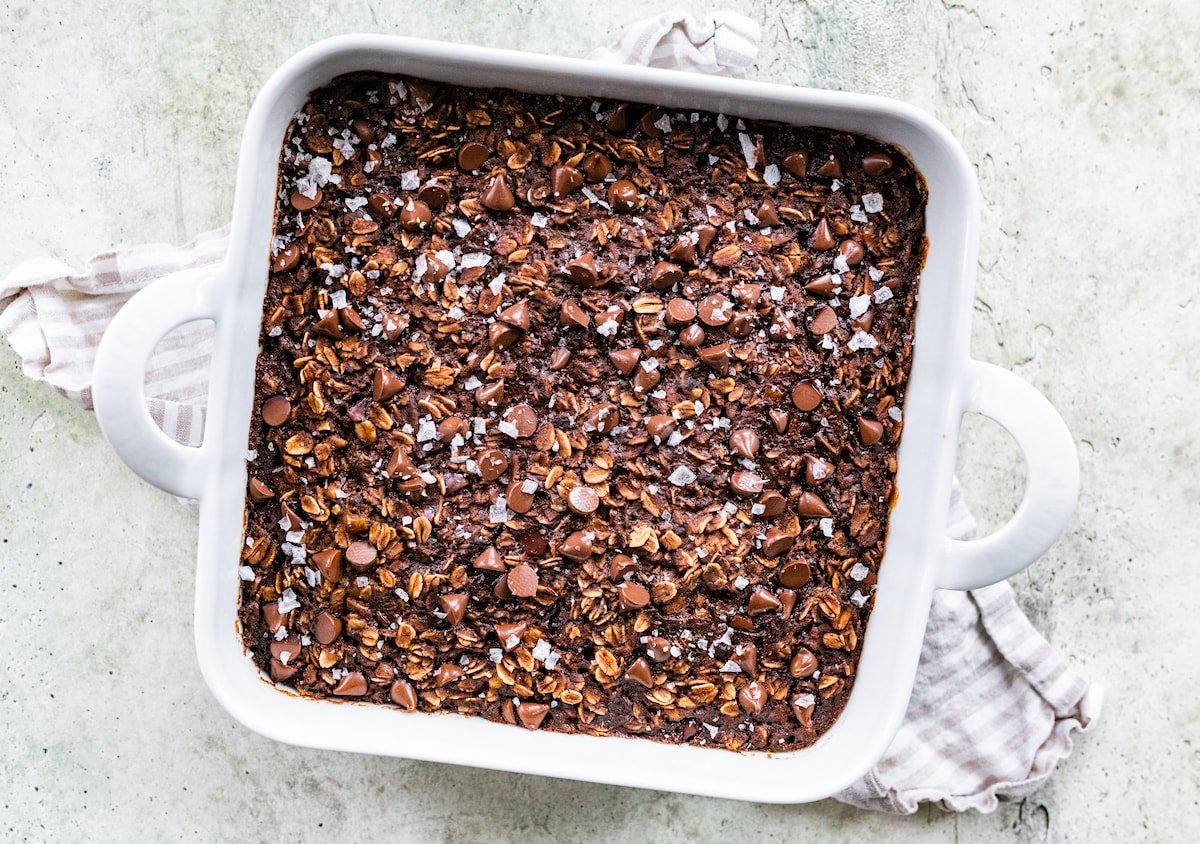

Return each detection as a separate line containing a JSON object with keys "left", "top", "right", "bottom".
{"left": 939, "top": 359, "right": 1079, "bottom": 590}
{"left": 92, "top": 265, "right": 219, "bottom": 500}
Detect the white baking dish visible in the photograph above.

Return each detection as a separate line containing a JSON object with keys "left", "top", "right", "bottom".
{"left": 91, "top": 35, "right": 1079, "bottom": 803}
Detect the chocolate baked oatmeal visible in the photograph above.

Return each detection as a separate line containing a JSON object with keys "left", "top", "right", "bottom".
{"left": 238, "top": 72, "right": 927, "bottom": 752}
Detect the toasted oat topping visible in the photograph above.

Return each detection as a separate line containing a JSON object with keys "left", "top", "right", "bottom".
{"left": 240, "top": 72, "right": 927, "bottom": 751}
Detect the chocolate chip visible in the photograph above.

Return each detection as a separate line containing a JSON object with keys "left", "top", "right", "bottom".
{"left": 791, "top": 381, "right": 823, "bottom": 411}
{"left": 609, "top": 347, "right": 642, "bottom": 375}
{"left": 372, "top": 369, "right": 403, "bottom": 401}
{"left": 582, "top": 402, "right": 619, "bottom": 435}
{"left": 488, "top": 321, "right": 522, "bottom": 351}
{"left": 398, "top": 198, "right": 432, "bottom": 231}
{"left": 666, "top": 237, "right": 696, "bottom": 265}
{"left": 796, "top": 492, "right": 832, "bottom": 518}
{"left": 805, "top": 274, "right": 838, "bottom": 298}
{"left": 516, "top": 701, "right": 549, "bottom": 729}
{"left": 694, "top": 224, "right": 718, "bottom": 255}
{"left": 280, "top": 502, "right": 302, "bottom": 531}
{"left": 506, "top": 478, "right": 535, "bottom": 514}
{"left": 808, "top": 307, "right": 838, "bottom": 336}
{"left": 270, "top": 658, "right": 298, "bottom": 681}
{"left": 698, "top": 294, "right": 732, "bottom": 327}
{"left": 730, "top": 284, "right": 760, "bottom": 308}
{"left": 782, "top": 150, "right": 808, "bottom": 177}
{"left": 582, "top": 151, "right": 612, "bottom": 181}
{"left": 838, "top": 239, "right": 865, "bottom": 266}
{"left": 816, "top": 156, "right": 843, "bottom": 178}
{"left": 851, "top": 309, "right": 874, "bottom": 333}
{"left": 387, "top": 447, "right": 419, "bottom": 480}
{"left": 859, "top": 417, "right": 885, "bottom": 445}
{"left": 755, "top": 197, "right": 780, "bottom": 226}
{"left": 761, "top": 528, "right": 794, "bottom": 558}
{"left": 811, "top": 218, "right": 835, "bottom": 251}
{"left": 435, "top": 664, "right": 464, "bottom": 686}
{"left": 729, "top": 428, "right": 760, "bottom": 459}
{"left": 290, "top": 187, "right": 322, "bottom": 211}
{"left": 332, "top": 672, "right": 367, "bottom": 696}
{"left": 436, "top": 417, "right": 467, "bottom": 444}
{"left": 609, "top": 554, "right": 637, "bottom": 580}
{"left": 439, "top": 592, "right": 468, "bottom": 624}
{"left": 651, "top": 261, "right": 683, "bottom": 290}
{"left": 645, "top": 415, "right": 676, "bottom": 443}
{"left": 311, "top": 548, "right": 344, "bottom": 583}
{"left": 738, "top": 680, "right": 766, "bottom": 715}
{"left": 551, "top": 164, "right": 584, "bottom": 198}
{"left": 417, "top": 181, "right": 450, "bottom": 210}
{"left": 423, "top": 253, "right": 451, "bottom": 283}
{"left": 560, "top": 530, "right": 593, "bottom": 562}
{"left": 548, "top": 346, "right": 572, "bottom": 370}
{"left": 862, "top": 152, "right": 894, "bottom": 176}
{"left": 564, "top": 252, "right": 599, "bottom": 286}
{"left": 493, "top": 576, "right": 513, "bottom": 600}
{"left": 261, "top": 395, "right": 291, "bottom": 426}
{"left": 792, "top": 692, "right": 816, "bottom": 728}
{"left": 480, "top": 174, "right": 515, "bottom": 211}
{"left": 618, "top": 580, "right": 651, "bottom": 610}
{"left": 768, "top": 310, "right": 797, "bottom": 342}
{"left": 351, "top": 119, "right": 376, "bottom": 143}
{"left": 494, "top": 620, "right": 527, "bottom": 650}
{"left": 748, "top": 586, "right": 783, "bottom": 615}
{"left": 606, "top": 103, "right": 630, "bottom": 131}
{"left": 625, "top": 656, "right": 654, "bottom": 688}
{"left": 732, "top": 642, "right": 758, "bottom": 676}
{"left": 790, "top": 648, "right": 819, "bottom": 678}
{"left": 457, "top": 141, "right": 489, "bottom": 171}
{"left": 248, "top": 477, "right": 274, "bottom": 502}
{"left": 805, "top": 455, "right": 836, "bottom": 485}
{"left": 779, "top": 589, "right": 797, "bottom": 618}
{"left": 567, "top": 485, "right": 600, "bottom": 516}
{"left": 607, "top": 179, "right": 639, "bottom": 212}
{"left": 698, "top": 342, "right": 731, "bottom": 374}
{"left": 779, "top": 559, "right": 811, "bottom": 588}
{"left": 498, "top": 300, "right": 531, "bottom": 330}
{"left": 406, "top": 77, "right": 438, "bottom": 106}
{"left": 271, "top": 243, "right": 301, "bottom": 273}
{"left": 730, "top": 470, "right": 765, "bottom": 497}
{"left": 769, "top": 409, "right": 790, "bottom": 433}
{"left": 640, "top": 107, "right": 667, "bottom": 137}
{"left": 345, "top": 541, "right": 377, "bottom": 570}
{"left": 271, "top": 636, "right": 302, "bottom": 665}
{"left": 390, "top": 679, "right": 418, "bottom": 710}
{"left": 678, "top": 324, "right": 705, "bottom": 349}
{"left": 475, "top": 379, "right": 505, "bottom": 409}
{"left": 314, "top": 611, "right": 342, "bottom": 644}
{"left": 367, "top": 193, "right": 396, "bottom": 219}
{"left": 646, "top": 636, "right": 671, "bottom": 662}
{"left": 262, "top": 602, "right": 283, "bottom": 633}
{"left": 726, "top": 311, "right": 754, "bottom": 338}
{"left": 477, "top": 449, "right": 509, "bottom": 482}
{"left": 560, "top": 299, "right": 590, "bottom": 329}
{"left": 502, "top": 404, "right": 538, "bottom": 438}
{"left": 757, "top": 490, "right": 787, "bottom": 518}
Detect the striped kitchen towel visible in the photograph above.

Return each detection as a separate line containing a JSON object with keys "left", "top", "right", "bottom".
{"left": 0, "top": 10, "right": 1098, "bottom": 813}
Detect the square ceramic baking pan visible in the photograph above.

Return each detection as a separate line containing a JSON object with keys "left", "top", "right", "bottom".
{"left": 91, "top": 35, "right": 1079, "bottom": 803}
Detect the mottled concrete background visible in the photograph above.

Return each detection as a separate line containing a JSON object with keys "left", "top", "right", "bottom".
{"left": 1, "top": 1, "right": 1196, "bottom": 841}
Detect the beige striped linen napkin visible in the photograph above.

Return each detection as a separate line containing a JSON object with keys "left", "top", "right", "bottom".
{"left": 0, "top": 11, "right": 1099, "bottom": 813}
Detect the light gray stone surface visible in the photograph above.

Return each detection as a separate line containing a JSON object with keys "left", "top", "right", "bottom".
{"left": 1, "top": 0, "right": 1196, "bottom": 840}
